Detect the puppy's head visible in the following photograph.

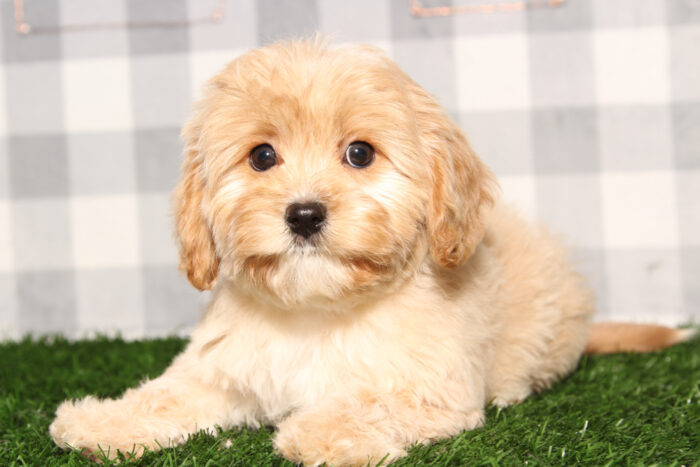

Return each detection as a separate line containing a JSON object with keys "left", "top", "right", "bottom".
{"left": 174, "top": 39, "right": 497, "bottom": 309}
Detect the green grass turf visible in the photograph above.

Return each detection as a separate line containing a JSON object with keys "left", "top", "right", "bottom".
{"left": 0, "top": 336, "right": 697, "bottom": 467}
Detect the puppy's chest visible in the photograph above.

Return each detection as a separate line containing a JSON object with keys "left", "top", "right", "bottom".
{"left": 202, "top": 309, "right": 448, "bottom": 417}
{"left": 220, "top": 322, "right": 389, "bottom": 407}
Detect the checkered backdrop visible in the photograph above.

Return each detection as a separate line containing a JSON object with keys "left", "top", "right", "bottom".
{"left": 0, "top": 0, "right": 698, "bottom": 339}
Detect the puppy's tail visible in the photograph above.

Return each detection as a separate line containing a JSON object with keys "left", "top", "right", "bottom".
{"left": 584, "top": 322, "right": 696, "bottom": 355}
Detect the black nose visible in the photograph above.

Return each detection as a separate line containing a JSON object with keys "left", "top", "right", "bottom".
{"left": 285, "top": 202, "right": 327, "bottom": 239}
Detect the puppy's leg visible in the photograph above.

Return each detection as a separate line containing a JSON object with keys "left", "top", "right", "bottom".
{"left": 274, "top": 389, "right": 484, "bottom": 467}
{"left": 488, "top": 312, "right": 591, "bottom": 408}
{"left": 50, "top": 351, "right": 251, "bottom": 459}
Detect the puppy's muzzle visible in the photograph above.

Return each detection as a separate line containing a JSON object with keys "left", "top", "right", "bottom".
{"left": 285, "top": 202, "right": 327, "bottom": 239}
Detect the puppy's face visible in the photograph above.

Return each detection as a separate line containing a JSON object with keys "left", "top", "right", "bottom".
{"left": 174, "top": 40, "right": 496, "bottom": 310}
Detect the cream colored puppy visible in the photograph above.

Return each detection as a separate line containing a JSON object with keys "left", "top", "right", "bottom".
{"left": 50, "top": 39, "right": 692, "bottom": 466}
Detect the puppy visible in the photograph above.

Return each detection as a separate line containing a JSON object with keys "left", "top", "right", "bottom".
{"left": 50, "top": 39, "right": 693, "bottom": 466}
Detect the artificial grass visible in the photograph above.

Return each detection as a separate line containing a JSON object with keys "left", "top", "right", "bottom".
{"left": 0, "top": 336, "right": 697, "bottom": 467}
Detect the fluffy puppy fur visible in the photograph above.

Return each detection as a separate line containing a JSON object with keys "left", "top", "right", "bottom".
{"left": 49, "top": 39, "right": 693, "bottom": 466}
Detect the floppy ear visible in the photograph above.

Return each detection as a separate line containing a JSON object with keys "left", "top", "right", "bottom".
{"left": 410, "top": 85, "right": 498, "bottom": 269}
{"left": 172, "top": 117, "right": 220, "bottom": 290}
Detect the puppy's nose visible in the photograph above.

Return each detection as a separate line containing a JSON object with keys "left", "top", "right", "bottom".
{"left": 285, "top": 202, "right": 327, "bottom": 238}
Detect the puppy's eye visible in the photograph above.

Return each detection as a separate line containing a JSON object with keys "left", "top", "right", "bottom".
{"left": 249, "top": 144, "right": 277, "bottom": 171}
{"left": 344, "top": 141, "right": 375, "bottom": 168}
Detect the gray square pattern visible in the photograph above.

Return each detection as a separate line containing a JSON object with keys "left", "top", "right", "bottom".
{"left": 130, "top": 53, "right": 191, "bottom": 128}
{"left": 670, "top": 25, "right": 700, "bottom": 101}
{"left": 454, "top": 5, "right": 526, "bottom": 35}
{"left": 135, "top": 128, "right": 184, "bottom": 192}
{"left": 0, "top": 141, "right": 9, "bottom": 198}
{"left": 75, "top": 268, "right": 145, "bottom": 338}
{"left": 1, "top": 0, "right": 61, "bottom": 62}
{"left": 681, "top": 247, "right": 700, "bottom": 319}
{"left": 9, "top": 134, "right": 69, "bottom": 198}
{"left": 391, "top": 0, "right": 453, "bottom": 39}
{"left": 392, "top": 38, "right": 457, "bottom": 111}
{"left": 599, "top": 105, "right": 673, "bottom": 171}
{"left": 257, "top": 0, "right": 319, "bottom": 44}
{"left": 5, "top": 61, "right": 63, "bottom": 134}
{"left": 139, "top": 193, "right": 179, "bottom": 266}
{"left": 0, "top": 274, "right": 18, "bottom": 339}
{"left": 320, "top": 0, "right": 392, "bottom": 42}
{"left": 68, "top": 132, "right": 136, "bottom": 195}
{"left": 0, "top": 0, "right": 697, "bottom": 339}
{"left": 672, "top": 103, "right": 700, "bottom": 169}
{"left": 527, "top": 0, "right": 592, "bottom": 32}
{"left": 143, "top": 266, "right": 201, "bottom": 336}
{"left": 17, "top": 270, "right": 77, "bottom": 336}
{"left": 12, "top": 199, "right": 73, "bottom": 271}
{"left": 536, "top": 174, "right": 603, "bottom": 248}
{"left": 460, "top": 110, "right": 533, "bottom": 175}
{"left": 605, "top": 249, "right": 684, "bottom": 326}
{"left": 676, "top": 171, "right": 700, "bottom": 246}
{"left": 532, "top": 108, "right": 599, "bottom": 174}
{"left": 528, "top": 31, "right": 595, "bottom": 107}
{"left": 59, "top": 0, "right": 129, "bottom": 58}
{"left": 592, "top": 0, "right": 666, "bottom": 28}
{"left": 127, "top": 0, "right": 189, "bottom": 55}
{"left": 187, "top": 0, "right": 258, "bottom": 50}
{"left": 666, "top": 0, "right": 700, "bottom": 25}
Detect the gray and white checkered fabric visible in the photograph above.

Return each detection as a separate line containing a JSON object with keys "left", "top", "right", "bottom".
{"left": 0, "top": 0, "right": 698, "bottom": 339}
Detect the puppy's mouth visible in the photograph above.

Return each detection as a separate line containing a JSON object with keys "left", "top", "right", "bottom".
{"left": 238, "top": 249, "right": 394, "bottom": 309}
{"left": 289, "top": 232, "right": 323, "bottom": 249}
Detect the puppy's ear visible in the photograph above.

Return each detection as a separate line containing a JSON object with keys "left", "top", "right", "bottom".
{"left": 410, "top": 85, "right": 498, "bottom": 269}
{"left": 173, "top": 117, "right": 220, "bottom": 290}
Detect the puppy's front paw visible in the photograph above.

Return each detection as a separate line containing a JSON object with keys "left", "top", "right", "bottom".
{"left": 51, "top": 397, "right": 128, "bottom": 459}
{"left": 50, "top": 397, "right": 159, "bottom": 459}
{"left": 274, "top": 412, "right": 406, "bottom": 467}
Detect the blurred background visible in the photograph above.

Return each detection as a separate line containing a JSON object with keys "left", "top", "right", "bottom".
{"left": 0, "top": 0, "right": 697, "bottom": 339}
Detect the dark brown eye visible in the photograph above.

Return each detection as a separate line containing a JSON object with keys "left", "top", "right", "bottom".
{"left": 249, "top": 144, "right": 277, "bottom": 171}
{"left": 344, "top": 141, "right": 374, "bottom": 168}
